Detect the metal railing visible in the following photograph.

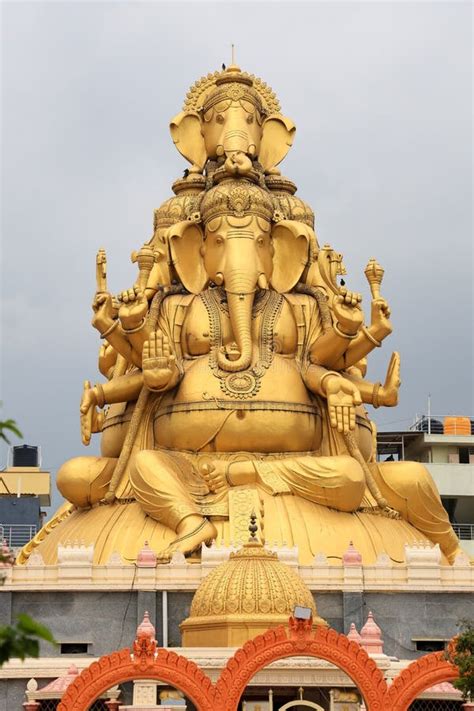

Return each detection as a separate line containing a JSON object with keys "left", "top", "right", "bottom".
{"left": 452, "top": 523, "right": 474, "bottom": 540}
{"left": 411, "top": 415, "right": 474, "bottom": 436}
{"left": 0, "top": 524, "right": 37, "bottom": 547}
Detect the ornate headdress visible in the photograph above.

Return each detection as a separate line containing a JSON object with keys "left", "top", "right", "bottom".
{"left": 183, "top": 65, "right": 281, "bottom": 116}
{"left": 200, "top": 180, "right": 275, "bottom": 225}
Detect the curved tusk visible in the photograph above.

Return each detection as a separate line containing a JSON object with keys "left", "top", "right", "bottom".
{"left": 257, "top": 273, "right": 268, "bottom": 289}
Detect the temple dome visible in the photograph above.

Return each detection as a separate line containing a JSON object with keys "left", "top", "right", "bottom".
{"left": 180, "top": 535, "right": 326, "bottom": 647}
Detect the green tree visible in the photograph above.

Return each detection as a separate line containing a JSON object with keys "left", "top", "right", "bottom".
{"left": 0, "top": 418, "right": 23, "bottom": 445}
{"left": 0, "top": 416, "right": 57, "bottom": 664}
{"left": 445, "top": 620, "right": 474, "bottom": 701}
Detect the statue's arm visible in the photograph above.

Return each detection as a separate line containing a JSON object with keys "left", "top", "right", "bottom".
{"left": 303, "top": 363, "right": 362, "bottom": 434}
{"left": 80, "top": 372, "right": 143, "bottom": 445}
{"left": 331, "top": 297, "right": 393, "bottom": 370}
{"left": 91, "top": 292, "right": 142, "bottom": 367}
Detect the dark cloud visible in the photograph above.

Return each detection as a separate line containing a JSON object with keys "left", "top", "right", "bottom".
{"left": 1, "top": 1, "right": 472, "bottom": 513}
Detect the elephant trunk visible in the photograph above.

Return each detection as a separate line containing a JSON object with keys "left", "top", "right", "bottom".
{"left": 222, "top": 129, "right": 252, "bottom": 156}
{"left": 216, "top": 271, "right": 255, "bottom": 373}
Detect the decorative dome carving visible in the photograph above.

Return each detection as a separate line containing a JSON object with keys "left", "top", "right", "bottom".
{"left": 180, "top": 534, "right": 326, "bottom": 647}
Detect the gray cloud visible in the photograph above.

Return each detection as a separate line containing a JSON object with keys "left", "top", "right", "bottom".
{"left": 1, "top": 1, "right": 472, "bottom": 513}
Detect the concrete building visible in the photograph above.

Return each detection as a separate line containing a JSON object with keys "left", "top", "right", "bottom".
{"left": 377, "top": 414, "right": 474, "bottom": 557}
{"left": 0, "top": 445, "right": 50, "bottom": 549}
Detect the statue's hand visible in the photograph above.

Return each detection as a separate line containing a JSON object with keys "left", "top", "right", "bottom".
{"left": 91, "top": 292, "right": 116, "bottom": 334}
{"left": 323, "top": 375, "right": 362, "bottom": 434}
{"left": 370, "top": 297, "right": 392, "bottom": 340}
{"left": 142, "top": 330, "right": 176, "bottom": 391}
{"left": 200, "top": 463, "right": 228, "bottom": 494}
{"left": 118, "top": 286, "right": 148, "bottom": 330}
{"left": 332, "top": 287, "right": 363, "bottom": 336}
{"left": 98, "top": 343, "right": 117, "bottom": 379}
{"left": 80, "top": 381, "right": 105, "bottom": 446}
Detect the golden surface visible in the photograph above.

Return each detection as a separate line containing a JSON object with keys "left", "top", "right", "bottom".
{"left": 181, "top": 534, "right": 325, "bottom": 647}
{"left": 19, "top": 64, "right": 461, "bottom": 567}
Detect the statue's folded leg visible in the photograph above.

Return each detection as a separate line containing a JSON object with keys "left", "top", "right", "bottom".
{"left": 130, "top": 450, "right": 217, "bottom": 559}
{"left": 257, "top": 454, "right": 366, "bottom": 513}
{"left": 375, "top": 461, "right": 462, "bottom": 563}
{"left": 56, "top": 456, "right": 117, "bottom": 508}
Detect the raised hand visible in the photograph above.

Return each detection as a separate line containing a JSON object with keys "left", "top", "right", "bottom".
{"left": 91, "top": 292, "right": 116, "bottom": 334}
{"left": 323, "top": 374, "right": 362, "bottom": 434}
{"left": 117, "top": 285, "right": 148, "bottom": 331}
{"left": 332, "top": 286, "right": 363, "bottom": 336}
{"left": 142, "top": 330, "right": 177, "bottom": 391}
{"left": 381, "top": 351, "right": 401, "bottom": 407}
{"left": 370, "top": 297, "right": 392, "bottom": 341}
{"left": 80, "top": 381, "right": 105, "bottom": 446}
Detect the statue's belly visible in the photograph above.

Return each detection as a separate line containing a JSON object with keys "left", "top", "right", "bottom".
{"left": 153, "top": 356, "right": 321, "bottom": 453}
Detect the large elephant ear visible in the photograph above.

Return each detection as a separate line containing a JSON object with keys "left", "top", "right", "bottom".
{"left": 168, "top": 221, "right": 208, "bottom": 294}
{"left": 271, "top": 220, "right": 311, "bottom": 293}
{"left": 169, "top": 112, "right": 207, "bottom": 171}
{"left": 259, "top": 115, "right": 296, "bottom": 172}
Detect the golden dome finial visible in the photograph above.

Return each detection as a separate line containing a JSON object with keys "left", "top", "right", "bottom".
{"left": 180, "top": 530, "right": 327, "bottom": 647}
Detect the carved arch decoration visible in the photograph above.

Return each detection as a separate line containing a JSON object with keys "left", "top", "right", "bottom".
{"left": 57, "top": 646, "right": 216, "bottom": 711}
{"left": 384, "top": 651, "right": 459, "bottom": 711}
{"left": 57, "top": 618, "right": 459, "bottom": 711}
{"left": 214, "top": 619, "right": 388, "bottom": 711}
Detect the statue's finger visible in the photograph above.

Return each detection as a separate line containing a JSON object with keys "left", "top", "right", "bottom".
{"left": 329, "top": 405, "right": 337, "bottom": 428}
{"left": 342, "top": 406, "right": 350, "bottom": 433}
{"left": 162, "top": 335, "right": 170, "bottom": 358}
{"left": 156, "top": 331, "right": 163, "bottom": 357}
{"left": 349, "top": 408, "right": 356, "bottom": 431}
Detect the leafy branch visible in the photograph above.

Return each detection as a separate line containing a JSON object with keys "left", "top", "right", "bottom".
{"left": 0, "top": 614, "right": 56, "bottom": 665}
{"left": 445, "top": 620, "right": 474, "bottom": 701}
{"left": 0, "top": 418, "right": 23, "bottom": 446}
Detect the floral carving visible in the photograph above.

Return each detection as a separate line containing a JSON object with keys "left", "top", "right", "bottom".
{"left": 56, "top": 619, "right": 460, "bottom": 711}
{"left": 214, "top": 619, "right": 388, "bottom": 711}
{"left": 385, "top": 651, "right": 459, "bottom": 711}
{"left": 57, "top": 647, "right": 216, "bottom": 711}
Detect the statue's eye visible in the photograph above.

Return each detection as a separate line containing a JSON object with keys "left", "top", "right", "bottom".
{"left": 215, "top": 236, "right": 224, "bottom": 245}
{"left": 246, "top": 114, "right": 254, "bottom": 124}
{"left": 257, "top": 237, "right": 264, "bottom": 247}
{"left": 216, "top": 114, "right": 225, "bottom": 124}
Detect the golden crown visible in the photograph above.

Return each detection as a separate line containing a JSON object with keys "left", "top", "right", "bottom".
{"left": 183, "top": 64, "right": 280, "bottom": 115}
{"left": 199, "top": 180, "right": 275, "bottom": 225}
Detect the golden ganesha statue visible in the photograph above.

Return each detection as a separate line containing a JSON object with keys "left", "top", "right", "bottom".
{"left": 19, "top": 64, "right": 461, "bottom": 566}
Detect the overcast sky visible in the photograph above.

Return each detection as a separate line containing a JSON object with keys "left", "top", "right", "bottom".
{"left": 1, "top": 1, "right": 472, "bottom": 514}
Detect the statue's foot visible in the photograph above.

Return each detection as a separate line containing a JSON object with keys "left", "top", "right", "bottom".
{"left": 156, "top": 517, "right": 217, "bottom": 563}
{"left": 358, "top": 504, "right": 401, "bottom": 520}
{"left": 381, "top": 351, "right": 401, "bottom": 407}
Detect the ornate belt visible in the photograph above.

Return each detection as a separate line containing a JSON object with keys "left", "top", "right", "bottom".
{"left": 154, "top": 400, "right": 322, "bottom": 419}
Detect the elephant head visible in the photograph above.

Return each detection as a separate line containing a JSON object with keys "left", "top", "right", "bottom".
{"left": 167, "top": 183, "right": 315, "bottom": 372}
{"left": 170, "top": 66, "right": 295, "bottom": 174}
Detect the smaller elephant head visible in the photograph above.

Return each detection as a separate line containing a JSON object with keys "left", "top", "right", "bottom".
{"left": 170, "top": 67, "right": 295, "bottom": 174}
{"left": 167, "top": 194, "right": 315, "bottom": 372}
